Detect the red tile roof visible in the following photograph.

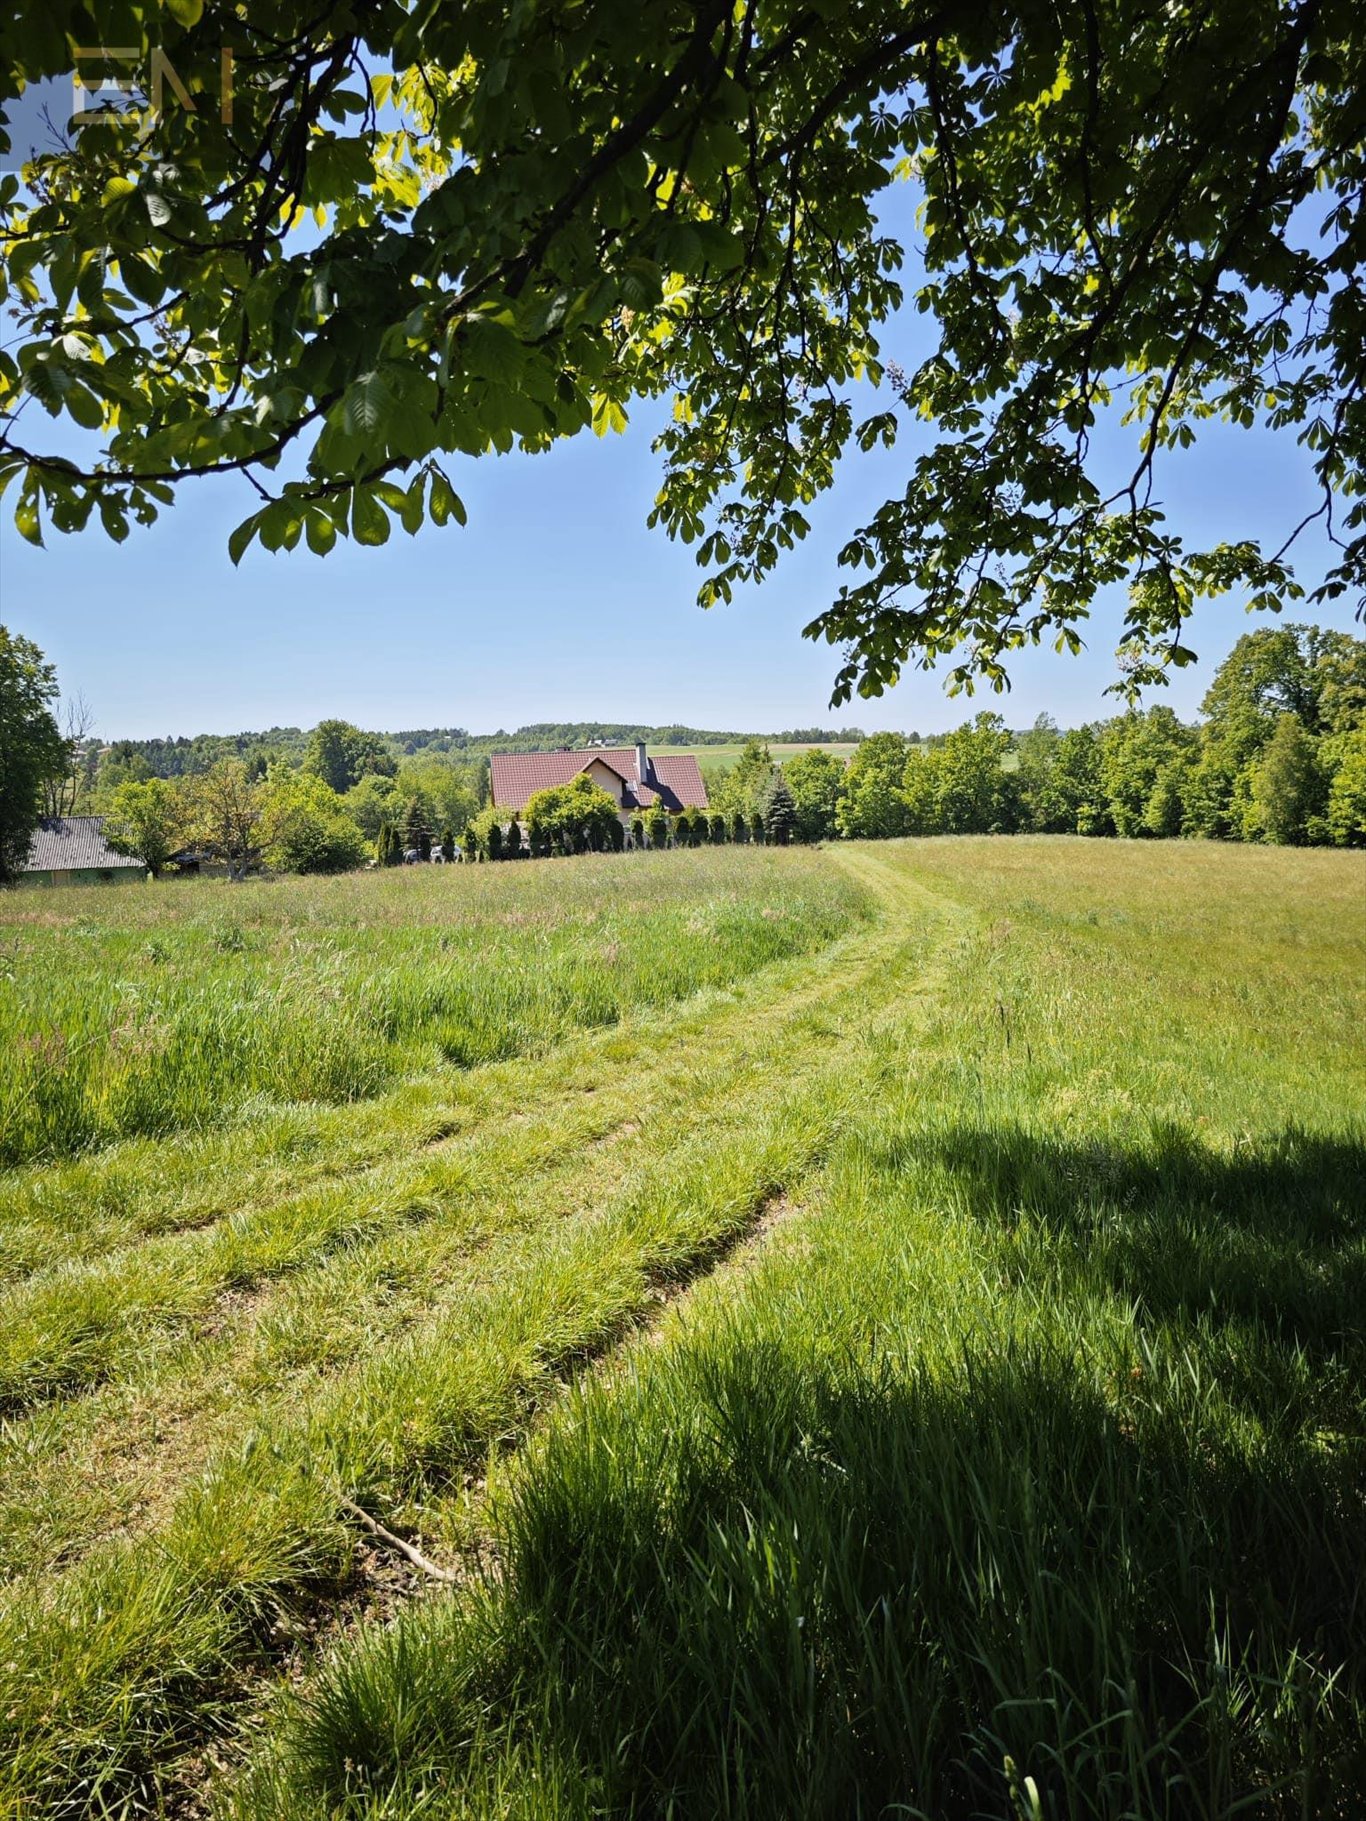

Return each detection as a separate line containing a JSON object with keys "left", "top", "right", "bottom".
{"left": 489, "top": 749, "right": 709, "bottom": 815}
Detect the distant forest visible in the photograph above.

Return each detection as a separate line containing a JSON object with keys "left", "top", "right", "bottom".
{"left": 96, "top": 722, "right": 868, "bottom": 776}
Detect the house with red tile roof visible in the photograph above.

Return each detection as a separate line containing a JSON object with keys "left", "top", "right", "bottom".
{"left": 489, "top": 741, "right": 708, "bottom": 823}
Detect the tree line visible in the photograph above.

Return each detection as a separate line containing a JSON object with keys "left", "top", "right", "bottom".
{"left": 3, "top": 622, "right": 1362, "bottom": 885}
{"left": 699, "top": 625, "right": 1366, "bottom": 851}
{"left": 83, "top": 720, "right": 865, "bottom": 784}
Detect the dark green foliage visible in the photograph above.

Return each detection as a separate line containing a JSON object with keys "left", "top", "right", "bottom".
{"left": 783, "top": 749, "right": 844, "bottom": 842}
{"left": 1013, "top": 716, "right": 1069, "bottom": 833}
{"left": 646, "top": 806, "right": 670, "bottom": 851}
{"left": 1325, "top": 733, "right": 1366, "bottom": 846}
{"left": 763, "top": 776, "right": 797, "bottom": 845}
{"left": 6, "top": 5, "right": 1363, "bottom": 702}
{"left": 260, "top": 773, "right": 368, "bottom": 875}
{"left": 1098, "top": 710, "right": 1199, "bottom": 840}
{"left": 709, "top": 812, "right": 727, "bottom": 845}
{"left": 440, "top": 827, "right": 456, "bottom": 862}
{"left": 487, "top": 821, "right": 503, "bottom": 862}
{"left": 609, "top": 818, "right": 626, "bottom": 853}
{"left": 303, "top": 720, "right": 395, "bottom": 794}
{"left": 402, "top": 799, "right": 431, "bottom": 862}
{"left": 0, "top": 627, "right": 66, "bottom": 882}
{"left": 1246, "top": 715, "right": 1327, "bottom": 846}
{"left": 730, "top": 810, "right": 748, "bottom": 844}
{"left": 630, "top": 816, "right": 645, "bottom": 849}
{"left": 1142, "top": 764, "right": 1189, "bottom": 839}
{"left": 836, "top": 733, "right": 913, "bottom": 839}
{"left": 901, "top": 715, "right": 1020, "bottom": 836}
{"left": 750, "top": 811, "right": 766, "bottom": 845}
{"left": 504, "top": 818, "right": 522, "bottom": 860}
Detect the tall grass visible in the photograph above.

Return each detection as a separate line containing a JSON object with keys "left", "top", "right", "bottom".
{"left": 236, "top": 839, "right": 1366, "bottom": 1821}
{"left": 0, "top": 850, "right": 867, "bottom": 1166}
{"left": 0, "top": 838, "right": 1360, "bottom": 1818}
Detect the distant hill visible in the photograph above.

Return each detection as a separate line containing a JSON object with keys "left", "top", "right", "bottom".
{"left": 97, "top": 722, "right": 868, "bottom": 777}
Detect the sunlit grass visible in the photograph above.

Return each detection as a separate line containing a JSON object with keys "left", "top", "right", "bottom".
{"left": 0, "top": 849, "right": 867, "bottom": 1167}
{"left": 234, "top": 839, "right": 1366, "bottom": 1821}
{"left": 0, "top": 839, "right": 1361, "bottom": 1818}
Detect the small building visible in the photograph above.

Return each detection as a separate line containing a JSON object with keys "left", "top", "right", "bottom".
{"left": 21, "top": 816, "right": 146, "bottom": 887}
{"left": 489, "top": 741, "right": 708, "bottom": 824}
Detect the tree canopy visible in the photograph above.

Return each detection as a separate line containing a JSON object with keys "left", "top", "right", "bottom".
{"left": 523, "top": 775, "right": 621, "bottom": 853}
{"left": 1, "top": 2, "right": 1363, "bottom": 697}
{"left": 0, "top": 625, "right": 66, "bottom": 881}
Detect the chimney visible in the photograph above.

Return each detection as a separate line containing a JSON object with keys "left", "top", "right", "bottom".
{"left": 635, "top": 741, "right": 649, "bottom": 791}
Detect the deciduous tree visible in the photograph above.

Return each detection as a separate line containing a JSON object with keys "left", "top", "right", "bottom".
{"left": 1325, "top": 732, "right": 1366, "bottom": 847}
{"left": 0, "top": 625, "right": 66, "bottom": 882}
{"left": 783, "top": 748, "right": 844, "bottom": 843}
{"left": 1244, "top": 714, "right": 1326, "bottom": 846}
{"left": 836, "top": 733, "right": 912, "bottom": 840}
{"left": 303, "top": 719, "right": 395, "bottom": 794}
{"left": 524, "top": 776, "right": 620, "bottom": 856}
{"left": 192, "top": 759, "right": 262, "bottom": 881}
{"left": 103, "top": 776, "right": 187, "bottom": 876}
{"left": 3, "top": 4, "right": 1362, "bottom": 698}
{"left": 259, "top": 769, "right": 368, "bottom": 873}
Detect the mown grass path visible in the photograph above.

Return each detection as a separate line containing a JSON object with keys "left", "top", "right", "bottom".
{"left": 4, "top": 840, "right": 1361, "bottom": 1820}
{"left": 234, "top": 839, "right": 1366, "bottom": 1821}
{"left": 0, "top": 848, "right": 957, "bottom": 1813}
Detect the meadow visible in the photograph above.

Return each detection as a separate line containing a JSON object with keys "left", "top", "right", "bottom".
{"left": 680, "top": 739, "right": 861, "bottom": 775}
{"left": 0, "top": 839, "right": 1362, "bottom": 1818}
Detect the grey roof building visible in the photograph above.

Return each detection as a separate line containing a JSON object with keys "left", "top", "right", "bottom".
{"left": 23, "top": 817, "right": 145, "bottom": 884}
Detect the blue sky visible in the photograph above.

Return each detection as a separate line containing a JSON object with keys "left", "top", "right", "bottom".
{"left": 1, "top": 224, "right": 1357, "bottom": 742}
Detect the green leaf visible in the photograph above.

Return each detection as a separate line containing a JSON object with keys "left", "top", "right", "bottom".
{"left": 619, "top": 258, "right": 662, "bottom": 309}
{"left": 99, "top": 496, "right": 130, "bottom": 543}
{"left": 119, "top": 256, "right": 166, "bottom": 308}
{"left": 227, "top": 510, "right": 263, "bottom": 566}
{"left": 350, "top": 485, "right": 391, "bottom": 546}
{"left": 305, "top": 508, "right": 337, "bottom": 555}
{"left": 398, "top": 472, "right": 426, "bottom": 534}
{"left": 15, "top": 490, "right": 42, "bottom": 546}
{"left": 592, "top": 395, "right": 628, "bottom": 437}
{"left": 462, "top": 316, "right": 525, "bottom": 385}
{"left": 344, "top": 371, "right": 392, "bottom": 438}
{"left": 656, "top": 221, "right": 702, "bottom": 274}
{"left": 166, "top": 0, "right": 204, "bottom": 24}
{"left": 428, "top": 468, "right": 466, "bottom": 527}
{"left": 65, "top": 384, "right": 104, "bottom": 430}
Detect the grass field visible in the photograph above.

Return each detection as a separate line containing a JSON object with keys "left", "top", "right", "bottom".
{"left": 1, "top": 838, "right": 1362, "bottom": 1818}
{"left": 670, "top": 740, "right": 861, "bottom": 775}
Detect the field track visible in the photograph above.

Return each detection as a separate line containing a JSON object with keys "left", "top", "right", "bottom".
{"left": 1, "top": 839, "right": 1362, "bottom": 1817}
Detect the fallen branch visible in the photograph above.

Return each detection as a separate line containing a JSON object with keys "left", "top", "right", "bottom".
{"left": 338, "top": 1494, "right": 459, "bottom": 1583}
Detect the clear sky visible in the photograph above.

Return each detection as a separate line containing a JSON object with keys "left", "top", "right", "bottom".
{"left": 1, "top": 201, "right": 1358, "bottom": 742}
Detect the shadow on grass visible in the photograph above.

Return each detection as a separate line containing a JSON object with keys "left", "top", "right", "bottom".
{"left": 271, "top": 1115, "right": 1366, "bottom": 1819}
{"left": 877, "top": 1122, "right": 1366, "bottom": 1364}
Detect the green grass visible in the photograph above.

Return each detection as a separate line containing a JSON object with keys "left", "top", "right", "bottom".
{"left": 0, "top": 848, "right": 866, "bottom": 1170}
{"left": 0, "top": 839, "right": 1362, "bottom": 1818}
{"left": 677, "top": 740, "right": 861, "bottom": 775}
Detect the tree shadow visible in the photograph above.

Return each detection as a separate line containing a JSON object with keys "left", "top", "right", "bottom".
{"left": 284, "top": 1126, "right": 1366, "bottom": 1819}
{"left": 306, "top": 1330, "right": 1366, "bottom": 1819}
{"left": 876, "top": 1121, "right": 1366, "bottom": 1367}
